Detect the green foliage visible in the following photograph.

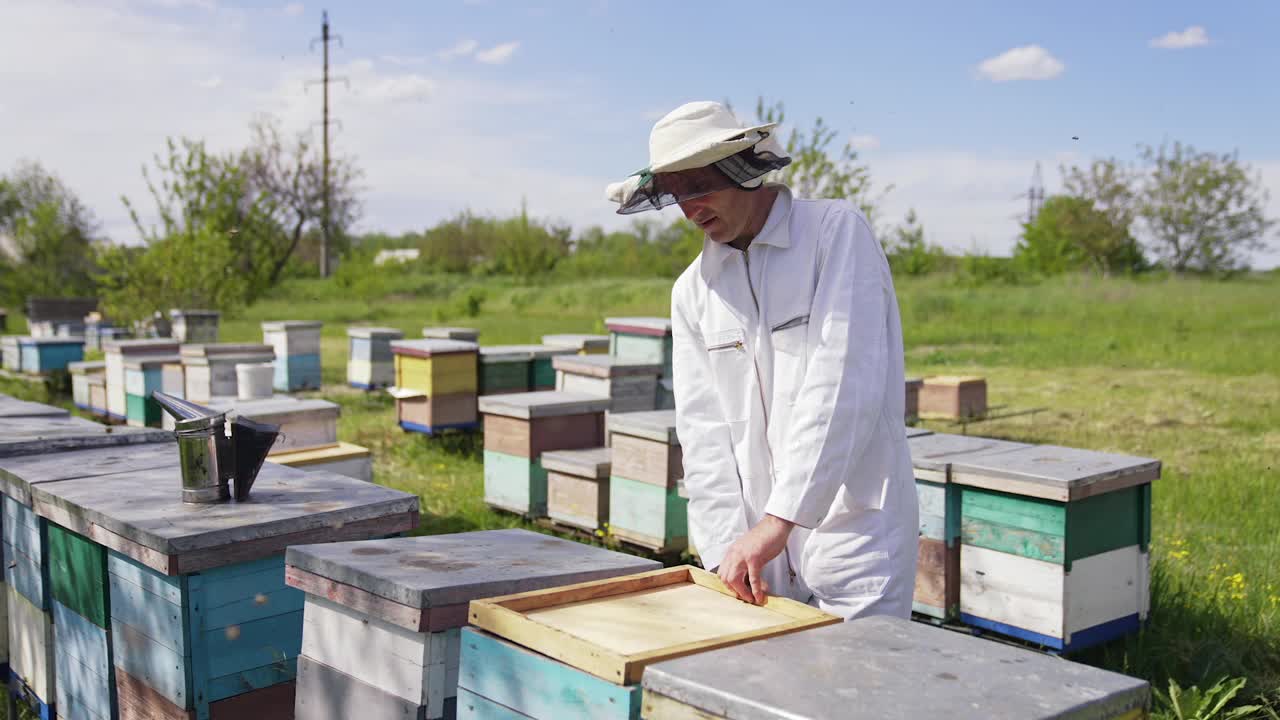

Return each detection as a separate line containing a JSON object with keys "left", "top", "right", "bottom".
{"left": 556, "top": 217, "right": 702, "bottom": 280}
{"left": 1016, "top": 195, "right": 1146, "bottom": 276}
{"left": 753, "top": 98, "right": 889, "bottom": 227}
{"left": 953, "top": 250, "right": 1023, "bottom": 287}
{"left": 0, "top": 161, "right": 101, "bottom": 308}
{"left": 1153, "top": 677, "right": 1263, "bottom": 720}
{"left": 884, "top": 209, "right": 947, "bottom": 276}
{"left": 1138, "top": 142, "right": 1275, "bottom": 275}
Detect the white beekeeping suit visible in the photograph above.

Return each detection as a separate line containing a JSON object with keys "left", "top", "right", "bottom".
{"left": 670, "top": 185, "right": 919, "bottom": 619}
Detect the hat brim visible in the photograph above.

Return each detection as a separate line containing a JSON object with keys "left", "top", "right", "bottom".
{"left": 649, "top": 121, "right": 779, "bottom": 174}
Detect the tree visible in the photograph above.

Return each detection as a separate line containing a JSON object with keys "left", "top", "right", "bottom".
{"left": 1137, "top": 141, "right": 1275, "bottom": 274}
{"left": 1015, "top": 195, "right": 1146, "bottom": 276}
{"left": 751, "top": 99, "right": 890, "bottom": 227}
{"left": 0, "top": 162, "right": 101, "bottom": 307}
{"left": 884, "top": 209, "right": 945, "bottom": 276}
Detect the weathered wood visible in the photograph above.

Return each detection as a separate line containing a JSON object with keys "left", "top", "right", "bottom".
{"left": 912, "top": 536, "right": 958, "bottom": 619}
{"left": 949, "top": 445, "right": 1161, "bottom": 502}
{"left": 608, "top": 475, "right": 688, "bottom": 551}
{"left": 483, "top": 412, "right": 604, "bottom": 459}
{"left": 30, "top": 461, "right": 419, "bottom": 575}
{"left": 541, "top": 334, "right": 610, "bottom": 354}
{"left": 105, "top": 340, "right": 181, "bottom": 420}
{"left": 0, "top": 417, "right": 169, "bottom": 460}
{"left": 640, "top": 615, "right": 1151, "bottom": 720}
{"left": 478, "top": 391, "right": 611, "bottom": 420}
{"left": 182, "top": 352, "right": 275, "bottom": 403}
{"left": 395, "top": 351, "right": 479, "bottom": 396}
{"left": 54, "top": 600, "right": 116, "bottom": 720}
{"left": 552, "top": 354, "right": 661, "bottom": 379}
{"left": 0, "top": 396, "right": 68, "bottom": 419}
{"left": 268, "top": 442, "right": 372, "bottom": 482}
{"left": 607, "top": 409, "right": 679, "bottom": 445}
{"left": 49, "top": 523, "right": 109, "bottom": 628}
{"left": 919, "top": 376, "right": 987, "bottom": 420}
{"left": 420, "top": 328, "right": 479, "bottom": 342}
{"left": 295, "top": 655, "right": 427, "bottom": 720}
{"left": 547, "top": 471, "right": 608, "bottom": 531}
{"left": 483, "top": 451, "right": 547, "bottom": 516}
{"left": 458, "top": 629, "right": 641, "bottom": 719}
{"left": 558, "top": 372, "right": 659, "bottom": 413}
{"left": 285, "top": 529, "right": 658, "bottom": 614}
{"left": 468, "top": 566, "right": 838, "bottom": 685}
{"left": 395, "top": 391, "right": 478, "bottom": 430}
{"left": 455, "top": 688, "right": 532, "bottom": 720}
{"left": 8, "top": 584, "right": 55, "bottom": 703}
{"left": 285, "top": 566, "right": 427, "bottom": 632}
{"left": 208, "top": 397, "right": 340, "bottom": 454}
{"left": 905, "top": 377, "right": 922, "bottom": 421}
{"left": 261, "top": 321, "right": 323, "bottom": 357}
{"left": 604, "top": 317, "right": 672, "bottom": 337}
{"left": 392, "top": 339, "right": 479, "bottom": 359}
{"left": 540, "top": 447, "right": 611, "bottom": 479}
{"left": 274, "top": 353, "right": 322, "bottom": 392}
{"left": 208, "top": 679, "right": 296, "bottom": 720}
{"left": 906, "top": 432, "right": 1030, "bottom": 483}
{"left": 610, "top": 433, "right": 682, "bottom": 487}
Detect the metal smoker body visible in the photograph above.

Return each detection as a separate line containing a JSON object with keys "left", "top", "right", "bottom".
{"left": 153, "top": 391, "right": 279, "bottom": 503}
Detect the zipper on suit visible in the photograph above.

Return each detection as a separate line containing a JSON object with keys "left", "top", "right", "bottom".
{"left": 742, "top": 247, "right": 797, "bottom": 586}
{"left": 706, "top": 339, "right": 745, "bottom": 353}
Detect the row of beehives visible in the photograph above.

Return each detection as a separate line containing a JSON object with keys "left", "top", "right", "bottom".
{"left": 1, "top": 308, "right": 221, "bottom": 371}
{"left": 364, "top": 317, "right": 677, "bottom": 436}
{"left": 477, "top": 388, "right": 1158, "bottom": 656}
{"left": 0, "top": 393, "right": 1152, "bottom": 720}
{"left": 0, "top": 392, "right": 418, "bottom": 720}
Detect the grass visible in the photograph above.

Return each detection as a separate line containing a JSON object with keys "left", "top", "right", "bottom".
{"left": 3, "top": 270, "right": 1278, "bottom": 715}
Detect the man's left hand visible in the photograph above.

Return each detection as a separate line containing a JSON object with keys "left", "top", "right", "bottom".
{"left": 717, "top": 514, "right": 795, "bottom": 605}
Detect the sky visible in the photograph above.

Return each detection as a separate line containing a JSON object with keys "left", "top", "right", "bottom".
{"left": 1, "top": 0, "right": 1277, "bottom": 267}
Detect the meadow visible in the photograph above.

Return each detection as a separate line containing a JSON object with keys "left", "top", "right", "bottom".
{"left": 4, "top": 270, "right": 1278, "bottom": 715}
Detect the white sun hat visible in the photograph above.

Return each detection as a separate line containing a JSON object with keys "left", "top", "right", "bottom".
{"left": 606, "top": 101, "right": 790, "bottom": 214}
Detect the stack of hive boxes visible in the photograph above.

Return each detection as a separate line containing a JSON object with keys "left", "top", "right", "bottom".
{"left": 124, "top": 353, "right": 181, "bottom": 427}
{"left": 169, "top": 309, "right": 220, "bottom": 343}
{"left": 86, "top": 374, "right": 108, "bottom": 417}
{"left": 606, "top": 317, "right": 674, "bottom": 410}
{"left": 906, "top": 432, "right": 1029, "bottom": 621}
{"left": 479, "top": 391, "right": 608, "bottom": 518}
{"left": 606, "top": 410, "right": 686, "bottom": 552}
{"left": 951, "top": 445, "right": 1159, "bottom": 651}
{"left": 527, "top": 345, "right": 578, "bottom": 391}
{"left": 262, "top": 321, "right": 324, "bottom": 392}
{"left": 346, "top": 326, "right": 403, "bottom": 389}
{"left": 553, "top": 355, "right": 662, "bottom": 414}
{"left": 541, "top": 334, "right": 609, "bottom": 355}
{"left": 69, "top": 360, "right": 106, "bottom": 411}
{"left": 460, "top": 566, "right": 838, "bottom": 720}
{"left": 18, "top": 336, "right": 85, "bottom": 374}
{"left": 477, "top": 345, "right": 531, "bottom": 396}
{"left": 5, "top": 495, "right": 57, "bottom": 715}
{"left": 180, "top": 343, "right": 277, "bottom": 404}
{"left": 1, "top": 335, "right": 25, "bottom": 370}
{"left": 84, "top": 314, "right": 130, "bottom": 351}
{"left": 208, "top": 396, "right": 372, "bottom": 482}
{"left": 105, "top": 339, "right": 180, "bottom": 423}
{"left": 391, "top": 339, "right": 480, "bottom": 435}
{"left": 544, "top": 447, "right": 612, "bottom": 533}
{"left": 285, "top": 530, "right": 657, "bottom": 720}
{"left": 49, "top": 524, "right": 117, "bottom": 720}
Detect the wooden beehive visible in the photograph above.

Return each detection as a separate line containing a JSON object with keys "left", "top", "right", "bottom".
{"left": 87, "top": 374, "right": 108, "bottom": 418}
{"left": 347, "top": 326, "right": 403, "bottom": 389}
{"left": 262, "top": 321, "right": 324, "bottom": 391}
{"left": 905, "top": 377, "right": 923, "bottom": 422}
{"left": 285, "top": 529, "right": 658, "bottom": 720}
{"left": 269, "top": 442, "right": 373, "bottom": 482}
{"left": 19, "top": 336, "right": 85, "bottom": 374}
{"left": 919, "top": 376, "right": 988, "bottom": 420}
{"left": 640, "top": 616, "right": 1151, "bottom": 720}
{"left": 527, "top": 345, "right": 579, "bottom": 391}
{"left": 479, "top": 392, "right": 609, "bottom": 517}
{"left": 541, "top": 333, "right": 610, "bottom": 355}
{"left": 477, "top": 345, "right": 534, "bottom": 396}
{"left": 606, "top": 317, "right": 673, "bottom": 380}
{"left": 1, "top": 335, "right": 25, "bottom": 371}
{"left": 950, "top": 445, "right": 1160, "bottom": 651}
{"left": 553, "top": 355, "right": 662, "bottom": 413}
{"left": 461, "top": 565, "right": 838, "bottom": 719}
{"left": 607, "top": 410, "right": 686, "bottom": 552}
{"left": 210, "top": 396, "right": 341, "bottom": 454}
{"left": 543, "top": 447, "right": 612, "bottom": 532}
{"left": 104, "top": 340, "right": 181, "bottom": 422}
{"left": 180, "top": 344, "right": 277, "bottom": 403}
{"left": 907, "top": 432, "right": 1031, "bottom": 620}
{"left": 69, "top": 360, "right": 107, "bottom": 411}
{"left": 125, "top": 354, "right": 180, "bottom": 427}
{"left": 391, "top": 388, "right": 479, "bottom": 435}
{"left": 169, "top": 309, "right": 220, "bottom": 344}
{"left": 392, "top": 339, "right": 479, "bottom": 396}
{"left": 421, "top": 326, "right": 479, "bottom": 342}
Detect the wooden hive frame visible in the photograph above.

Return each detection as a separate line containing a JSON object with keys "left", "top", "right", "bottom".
{"left": 468, "top": 566, "right": 838, "bottom": 685}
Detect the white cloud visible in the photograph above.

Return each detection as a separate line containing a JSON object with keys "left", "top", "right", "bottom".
{"left": 978, "top": 45, "right": 1065, "bottom": 82}
{"left": 1150, "top": 25, "right": 1209, "bottom": 50}
{"left": 282, "top": 2, "right": 304, "bottom": 18}
{"left": 849, "top": 134, "right": 880, "bottom": 151}
{"left": 476, "top": 41, "right": 519, "bottom": 65}
{"left": 197, "top": 75, "right": 223, "bottom": 89}
{"left": 381, "top": 54, "right": 430, "bottom": 66}
{"left": 437, "top": 39, "right": 478, "bottom": 61}
{"left": 362, "top": 74, "right": 435, "bottom": 104}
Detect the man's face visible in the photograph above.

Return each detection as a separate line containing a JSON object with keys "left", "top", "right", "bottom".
{"left": 677, "top": 187, "right": 757, "bottom": 245}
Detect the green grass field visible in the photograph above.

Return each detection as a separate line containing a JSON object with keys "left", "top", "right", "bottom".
{"left": 3, "top": 271, "right": 1278, "bottom": 715}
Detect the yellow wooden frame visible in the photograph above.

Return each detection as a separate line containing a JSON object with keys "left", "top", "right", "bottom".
{"left": 468, "top": 565, "right": 840, "bottom": 685}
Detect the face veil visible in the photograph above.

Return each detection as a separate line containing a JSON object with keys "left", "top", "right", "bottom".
{"left": 615, "top": 144, "right": 792, "bottom": 215}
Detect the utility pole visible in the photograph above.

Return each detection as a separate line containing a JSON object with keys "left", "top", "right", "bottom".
{"left": 310, "top": 11, "right": 343, "bottom": 278}
{"left": 1027, "top": 161, "right": 1046, "bottom": 225}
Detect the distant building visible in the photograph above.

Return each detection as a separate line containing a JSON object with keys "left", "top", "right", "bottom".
{"left": 374, "top": 248, "right": 421, "bottom": 266}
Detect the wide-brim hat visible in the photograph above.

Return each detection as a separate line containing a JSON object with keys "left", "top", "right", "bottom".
{"left": 606, "top": 101, "right": 787, "bottom": 211}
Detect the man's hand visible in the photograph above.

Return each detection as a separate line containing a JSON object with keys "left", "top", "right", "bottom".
{"left": 717, "top": 514, "right": 795, "bottom": 605}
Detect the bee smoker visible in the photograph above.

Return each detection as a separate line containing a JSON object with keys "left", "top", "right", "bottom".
{"left": 152, "top": 391, "right": 280, "bottom": 503}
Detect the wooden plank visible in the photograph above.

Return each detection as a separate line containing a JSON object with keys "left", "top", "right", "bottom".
{"left": 200, "top": 610, "right": 303, "bottom": 686}
{"left": 552, "top": 354, "right": 660, "bottom": 378}
{"left": 912, "top": 537, "right": 958, "bottom": 620}
{"left": 610, "top": 433, "right": 682, "bottom": 487}
{"left": 397, "top": 392, "right": 478, "bottom": 429}
{"left": 484, "top": 412, "right": 605, "bottom": 459}
{"left": 109, "top": 570, "right": 187, "bottom": 655}
{"left": 295, "top": 655, "right": 427, "bottom": 720}
{"left": 960, "top": 544, "right": 1065, "bottom": 640}
{"left": 115, "top": 666, "right": 195, "bottom": 720}
{"left": 457, "top": 628, "right": 640, "bottom": 719}
{"left": 608, "top": 475, "right": 687, "bottom": 549}
{"left": 919, "top": 377, "right": 987, "bottom": 420}
{"left": 640, "top": 615, "right": 1152, "bottom": 720}
{"left": 483, "top": 451, "right": 547, "bottom": 517}
{"left": 468, "top": 566, "right": 836, "bottom": 685}
{"left": 5, "top": 540, "right": 47, "bottom": 610}
{"left": 1064, "top": 546, "right": 1149, "bottom": 640}
{"left": 455, "top": 688, "right": 534, "bottom": 720}
{"left": 284, "top": 566, "right": 426, "bottom": 632}
{"left": 206, "top": 678, "right": 296, "bottom": 720}
{"left": 395, "top": 352, "right": 477, "bottom": 396}
{"left": 478, "top": 391, "right": 611, "bottom": 420}
{"left": 110, "top": 551, "right": 184, "bottom": 604}
{"left": 949, "top": 445, "right": 1161, "bottom": 502}
{"left": 539, "top": 447, "right": 611, "bottom": 479}
{"left": 49, "top": 523, "right": 109, "bottom": 628}
{"left": 641, "top": 692, "right": 722, "bottom": 720}
{"left": 606, "top": 410, "right": 679, "bottom": 445}
{"left": 53, "top": 599, "right": 111, "bottom": 667}
{"left": 111, "top": 618, "right": 192, "bottom": 709}
{"left": 392, "top": 338, "right": 479, "bottom": 357}
{"left": 547, "top": 472, "right": 608, "bottom": 531}
{"left": 56, "top": 645, "right": 114, "bottom": 720}
{"left": 8, "top": 584, "right": 55, "bottom": 702}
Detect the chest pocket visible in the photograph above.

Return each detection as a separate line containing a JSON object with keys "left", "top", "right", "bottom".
{"left": 771, "top": 314, "right": 809, "bottom": 404}
{"left": 703, "top": 327, "right": 750, "bottom": 423}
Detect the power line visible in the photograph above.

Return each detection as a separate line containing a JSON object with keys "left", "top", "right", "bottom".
{"left": 309, "top": 10, "right": 344, "bottom": 278}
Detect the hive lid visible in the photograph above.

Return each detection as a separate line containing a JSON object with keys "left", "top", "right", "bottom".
{"left": 541, "top": 334, "right": 610, "bottom": 351}
{"left": 391, "top": 338, "right": 479, "bottom": 358}
{"left": 641, "top": 616, "right": 1150, "bottom": 720}
{"left": 181, "top": 343, "right": 274, "bottom": 358}
{"left": 124, "top": 354, "right": 182, "bottom": 370}
{"left": 261, "top": 320, "right": 323, "bottom": 331}
{"left": 105, "top": 339, "right": 180, "bottom": 354}
{"left": 348, "top": 326, "right": 405, "bottom": 339}
{"left": 907, "top": 433, "right": 1030, "bottom": 477}
{"left": 608, "top": 410, "right": 679, "bottom": 445}
{"left": 421, "top": 326, "right": 480, "bottom": 341}
{"left": 948, "top": 444, "right": 1161, "bottom": 502}
{"left": 478, "top": 391, "right": 610, "bottom": 419}
{"left": 541, "top": 447, "right": 612, "bottom": 479}
{"left": 552, "top": 354, "right": 662, "bottom": 378}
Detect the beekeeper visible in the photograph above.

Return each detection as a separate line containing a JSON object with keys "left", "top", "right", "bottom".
{"left": 606, "top": 101, "right": 918, "bottom": 620}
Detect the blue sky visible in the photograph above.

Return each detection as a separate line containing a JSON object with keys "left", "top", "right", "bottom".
{"left": 2, "top": 0, "right": 1277, "bottom": 266}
